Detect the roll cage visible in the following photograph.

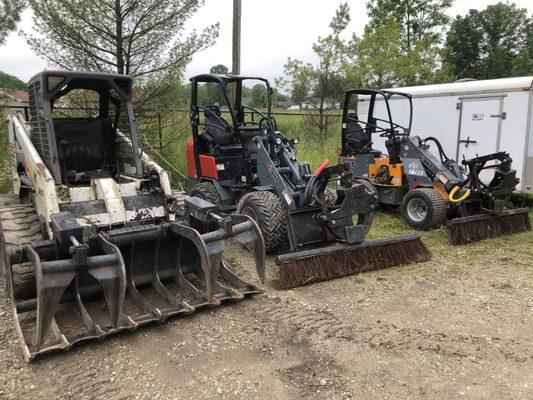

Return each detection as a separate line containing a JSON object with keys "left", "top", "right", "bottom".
{"left": 342, "top": 88, "right": 413, "bottom": 154}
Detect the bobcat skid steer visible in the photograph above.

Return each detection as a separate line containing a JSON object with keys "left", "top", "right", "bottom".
{"left": 1, "top": 71, "right": 265, "bottom": 361}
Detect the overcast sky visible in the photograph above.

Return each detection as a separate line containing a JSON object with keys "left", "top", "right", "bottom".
{"left": 1, "top": 0, "right": 532, "bottom": 84}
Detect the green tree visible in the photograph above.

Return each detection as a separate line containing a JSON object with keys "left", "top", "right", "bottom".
{"left": 0, "top": 70, "right": 25, "bottom": 89}
{"left": 443, "top": 3, "right": 531, "bottom": 79}
{"left": 277, "top": 3, "right": 350, "bottom": 142}
{"left": 25, "top": 0, "right": 219, "bottom": 106}
{"left": 346, "top": 18, "right": 402, "bottom": 88}
{"left": 0, "top": 0, "right": 24, "bottom": 45}
{"left": 209, "top": 64, "right": 229, "bottom": 75}
{"left": 356, "top": 0, "right": 453, "bottom": 86}
{"left": 367, "top": 0, "right": 453, "bottom": 51}
{"left": 250, "top": 83, "right": 267, "bottom": 108}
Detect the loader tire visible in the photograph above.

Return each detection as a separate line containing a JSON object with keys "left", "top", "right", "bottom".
{"left": 190, "top": 182, "right": 222, "bottom": 206}
{"left": 401, "top": 188, "right": 447, "bottom": 230}
{"left": 0, "top": 203, "right": 43, "bottom": 299}
{"left": 0, "top": 194, "right": 20, "bottom": 208}
{"left": 237, "top": 191, "right": 287, "bottom": 252}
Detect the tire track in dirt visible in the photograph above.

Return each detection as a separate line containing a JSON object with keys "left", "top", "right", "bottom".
{"left": 253, "top": 294, "right": 533, "bottom": 363}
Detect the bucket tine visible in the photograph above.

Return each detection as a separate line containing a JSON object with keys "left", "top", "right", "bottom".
{"left": 124, "top": 242, "right": 163, "bottom": 318}
{"left": 149, "top": 238, "right": 194, "bottom": 313}
{"left": 26, "top": 246, "right": 76, "bottom": 348}
{"left": 73, "top": 279, "right": 104, "bottom": 336}
{"left": 94, "top": 235, "right": 127, "bottom": 328}
{"left": 229, "top": 215, "right": 266, "bottom": 282}
{"left": 169, "top": 222, "right": 217, "bottom": 302}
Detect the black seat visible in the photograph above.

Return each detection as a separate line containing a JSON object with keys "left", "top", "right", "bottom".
{"left": 345, "top": 119, "right": 381, "bottom": 156}
{"left": 385, "top": 136, "right": 402, "bottom": 164}
{"left": 203, "top": 106, "right": 235, "bottom": 146}
{"left": 54, "top": 119, "right": 107, "bottom": 174}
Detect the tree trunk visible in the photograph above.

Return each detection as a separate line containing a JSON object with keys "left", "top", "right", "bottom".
{"left": 115, "top": 0, "right": 124, "bottom": 75}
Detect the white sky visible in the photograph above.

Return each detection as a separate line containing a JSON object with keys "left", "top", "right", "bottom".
{"left": 0, "top": 0, "right": 532, "bottom": 84}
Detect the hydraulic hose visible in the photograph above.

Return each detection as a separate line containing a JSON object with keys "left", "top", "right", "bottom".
{"left": 423, "top": 136, "right": 450, "bottom": 162}
{"left": 303, "top": 159, "right": 330, "bottom": 205}
{"left": 448, "top": 186, "right": 472, "bottom": 203}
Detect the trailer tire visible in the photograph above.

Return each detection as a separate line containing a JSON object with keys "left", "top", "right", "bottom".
{"left": 237, "top": 191, "right": 287, "bottom": 252}
{"left": 0, "top": 203, "right": 43, "bottom": 299}
{"left": 401, "top": 188, "right": 447, "bottom": 230}
{"left": 190, "top": 182, "right": 222, "bottom": 206}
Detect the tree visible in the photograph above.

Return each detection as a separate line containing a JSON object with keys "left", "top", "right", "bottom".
{"left": 345, "top": 18, "right": 402, "bottom": 88}
{"left": 0, "top": 70, "right": 25, "bottom": 89}
{"left": 443, "top": 2, "right": 531, "bottom": 79}
{"left": 277, "top": 3, "right": 350, "bottom": 142}
{"left": 250, "top": 83, "right": 267, "bottom": 107}
{"left": 0, "top": 0, "right": 24, "bottom": 45}
{"left": 367, "top": 0, "right": 452, "bottom": 51}
{"left": 25, "top": 0, "right": 219, "bottom": 107}
{"left": 209, "top": 64, "right": 229, "bottom": 75}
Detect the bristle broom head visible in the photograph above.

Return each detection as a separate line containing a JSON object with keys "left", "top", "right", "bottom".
{"left": 274, "top": 233, "right": 431, "bottom": 289}
{"left": 447, "top": 208, "right": 531, "bottom": 246}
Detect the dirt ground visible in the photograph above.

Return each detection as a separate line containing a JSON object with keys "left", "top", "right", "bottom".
{"left": 0, "top": 212, "right": 531, "bottom": 400}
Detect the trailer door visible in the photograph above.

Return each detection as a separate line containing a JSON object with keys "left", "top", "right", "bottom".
{"left": 457, "top": 96, "right": 504, "bottom": 161}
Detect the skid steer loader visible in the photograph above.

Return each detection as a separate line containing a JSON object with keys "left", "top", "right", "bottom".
{"left": 185, "top": 74, "right": 430, "bottom": 289}
{"left": 1, "top": 71, "right": 265, "bottom": 361}
{"left": 338, "top": 88, "right": 530, "bottom": 244}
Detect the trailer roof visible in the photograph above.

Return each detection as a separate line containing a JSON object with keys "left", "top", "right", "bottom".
{"left": 366, "top": 77, "right": 533, "bottom": 99}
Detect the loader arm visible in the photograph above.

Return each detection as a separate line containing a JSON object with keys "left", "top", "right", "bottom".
{"left": 7, "top": 113, "right": 61, "bottom": 236}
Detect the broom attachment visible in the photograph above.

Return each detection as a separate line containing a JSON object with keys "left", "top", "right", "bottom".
{"left": 447, "top": 208, "right": 531, "bottom": 245}
{"left": 274, "top": 233, "right": 430, "bottom": 289}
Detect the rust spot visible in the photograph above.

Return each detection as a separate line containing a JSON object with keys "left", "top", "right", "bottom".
{"left": 36, "top": 163, "right": 46, "bottom": 173}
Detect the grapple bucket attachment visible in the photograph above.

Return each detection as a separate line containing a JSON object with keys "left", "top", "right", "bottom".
{"left": 275, "top": 233, "right": 430, "bottom": 289}
{"left": 7, "top": 212, "right": 264, "bottom": 361}
{"left": 447, "top": 208, "right": 531, "bottom": 245}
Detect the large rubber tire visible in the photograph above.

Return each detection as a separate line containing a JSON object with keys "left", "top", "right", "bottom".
{"left": 237, "top": 191, "right": 287, "bottom": 252}
{"left": 190, "top": 182, "right": 222, "bottom": 205}
{"left": 0, "top": 203, "right": 43, "bottom": 298}
{"left": 401, "top": 188, "right": 447, "bottom": 230}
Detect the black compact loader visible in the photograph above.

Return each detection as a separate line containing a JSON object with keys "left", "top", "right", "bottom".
{"left": 338, "top": 88, "right": 530, "bottom": 245}
{"left": 186, "top": 74, "right": 430, "bottom": 288}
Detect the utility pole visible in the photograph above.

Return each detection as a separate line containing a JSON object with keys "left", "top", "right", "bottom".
{"left": 232, "top": 0, "right": 241, "bottom": 75}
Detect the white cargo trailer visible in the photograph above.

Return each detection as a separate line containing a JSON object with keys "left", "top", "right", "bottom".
{"left": 357, "top": 77, "right": 533, "bottom": 194}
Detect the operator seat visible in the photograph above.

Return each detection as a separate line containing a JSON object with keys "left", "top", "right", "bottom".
{"left": 54, "top": 118, "right": 107, "bottom": 179}
{"left": 203, "top": 106, "right": 235, "bottom": 146}
{"left": 345, "top": 115, "right": 381, "bottom": 157}
{"left": 385, "top": 136, "right": 402, "bottom": 164}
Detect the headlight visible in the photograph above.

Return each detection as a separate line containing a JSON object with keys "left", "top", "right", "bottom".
{"left": 292, "top": 137, "right": 299, "bottom": 144}
{"left": 275, "top": 137, "right": 282, "bottom": 145}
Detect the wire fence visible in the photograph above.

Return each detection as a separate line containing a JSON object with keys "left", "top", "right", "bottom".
{"left": 1, "top": 103, "right": 343, "bottom": 153}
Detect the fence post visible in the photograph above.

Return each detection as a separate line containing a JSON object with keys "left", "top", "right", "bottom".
{"left": 157, "top": 112, "right": 163, "bottom": 153}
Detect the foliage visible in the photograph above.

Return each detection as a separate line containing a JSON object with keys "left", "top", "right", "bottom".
{"left": 25, "top": 0, "right": 219, "bottom": 109}
{"left": 0, "top": 0, "right": 24, "bottom": 45}
{"left": 277, "top": 3, "right": 350, "bottom": 143}
{"left": 443, "top": 3, "right": 532, "bottom": 79}
{"left": 367, "top": 0, "right": 453, "bottom": 51}
{"left": 0, "top": 70, "right": 25, "bottom": 89}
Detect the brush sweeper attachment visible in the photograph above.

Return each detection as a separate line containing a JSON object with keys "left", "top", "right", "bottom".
{"left": 1, "top": 70, "right": 265, "bottom": 361}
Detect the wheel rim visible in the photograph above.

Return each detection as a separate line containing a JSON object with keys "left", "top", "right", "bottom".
{"left": 407, "top": 198, "right": 427, "bottom": 222}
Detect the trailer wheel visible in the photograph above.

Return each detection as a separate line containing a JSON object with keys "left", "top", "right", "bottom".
{"left": 401, "top": 188, "right": 447, "bottom": 230}
{"left": 237, "top": 191, "right": 287, "bottom": 252}
{"left": 190, "top": 182, "right": 222, "bottom": 205}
